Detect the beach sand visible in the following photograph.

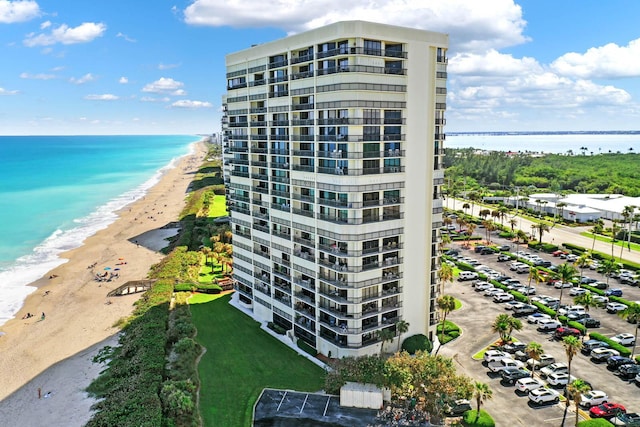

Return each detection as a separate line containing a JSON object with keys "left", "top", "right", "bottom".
{"left": 0, "top": 139, "right": 209, "bottom": 425}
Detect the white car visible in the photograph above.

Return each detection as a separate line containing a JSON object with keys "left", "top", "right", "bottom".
{"left": 537, "top": 320, "right": 562, "bottom": 332}
{"left": 569, "top": 287, "right": 587, "bottom": 296}
{"left": 515, "top": 377, "right": 544, "bottom": 393}
{"left": 484, "top": 350, "right": 511, "bottom": 363}
{"left": 558, "top": 305, "right": 585, "bottom": 316}
{"left": 488, "top": 358, "right": 525, "bottom": 373}
{"left": 540, "top": 362, "right": 568, "bottom": 378}
{"left": 484, "top": 288, "right": 503, "bottom": 297}
{"left": 593, "top": 295, "right": 609, "bottom": 304}
{"left": 579, "top": 390, "right": 609, "bottom": 408}
{"left": 606, "top": 302, "right": 627, "bottom": 313}
{"left": 494, "top": 293, "right": 515, "bottom": 303}
{"left": 527, "top": 313, "right": 551, "bottom": 324}
{"left": 554, "top": 281, "right": 572, "bottom": 289}
{"left": 527, "top": 354, "right": 556, "bottom": 369}
{"left": 610, "top": 333, "right": 636, "bottom": 346}
{"left": 528, "top": 388, "right": 560, "bottom": 405}
{"left": 547, "top": 372, "right": 573, "bottom": 387}
{"left": 590, "top": 348, "right": 620, "bottom": 362}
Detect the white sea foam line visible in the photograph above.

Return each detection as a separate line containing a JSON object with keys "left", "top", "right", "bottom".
{"left": 0, "top": 144, "right": 193, "bottom": 327}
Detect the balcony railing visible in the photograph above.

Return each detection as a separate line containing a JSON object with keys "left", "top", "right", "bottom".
{"left": 268, "top": 59, "right": 288, "bottom": 69}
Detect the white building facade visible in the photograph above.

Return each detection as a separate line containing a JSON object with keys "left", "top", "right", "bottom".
{"left": 222, "top": 21, "right": 448, "bottom": 358}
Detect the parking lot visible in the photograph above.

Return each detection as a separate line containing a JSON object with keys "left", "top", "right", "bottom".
{"left": 440, "top": 234, "right": 639, "bottom": 426}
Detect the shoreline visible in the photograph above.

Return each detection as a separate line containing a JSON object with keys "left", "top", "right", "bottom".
{"left": 0, "top": 140, "right": 208, "bottom": 417}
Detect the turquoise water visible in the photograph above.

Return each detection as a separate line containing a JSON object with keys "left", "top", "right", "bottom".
{"left": 0, "top": 135, "right": 198, "bottom": 325}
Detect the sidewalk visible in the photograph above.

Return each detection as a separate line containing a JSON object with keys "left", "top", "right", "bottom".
{"left": 446, "top": 198, "right": 640, "bottom": 265}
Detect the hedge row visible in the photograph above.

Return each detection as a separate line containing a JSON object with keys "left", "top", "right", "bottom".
{"left": 562, "top": 242, "right": 640, "bottom": 272}
{"left": 587, "top": 332, "right": 631, "bottom": 357}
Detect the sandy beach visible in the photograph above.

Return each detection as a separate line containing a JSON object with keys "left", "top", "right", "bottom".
{"left": 0, "top": 139, "right": 208, "bottom": 425}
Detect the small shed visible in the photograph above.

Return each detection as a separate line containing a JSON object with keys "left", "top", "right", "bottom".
{"left": 340, "top": 382, "right": 383, "bottom": 410}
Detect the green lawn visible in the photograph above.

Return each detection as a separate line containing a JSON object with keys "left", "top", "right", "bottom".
{"left": 198, "top": 260, "right": 227, "bottom": 284}
{"left": 580, "top": 231, "right": 640, "bottom": 252}
{"left": 208, "top": 194, "right": 228, "bottom": 218}
{"left": 190, "top": 294, "right": 325, "bottom": 427}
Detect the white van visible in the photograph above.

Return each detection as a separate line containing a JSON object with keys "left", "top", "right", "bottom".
{"left": 458, "top": 271, "right": 479, "bottom": 281}
{"left": 516, "top": 264, "right": 530, "bottom": 274}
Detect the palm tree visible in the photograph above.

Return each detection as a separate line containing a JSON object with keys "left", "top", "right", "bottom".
{"left": 574, "top": 252, "right": 592, "bottom": 285}
{"left": 618, "top": 302, "right": 640, "bottom": 358}
{"left": 486, "top": 221, "right": 497, "bottom": 245}
{"left": 527, "top": 268, "right": 545, "bottom": 304}
{"left": 492, "top": 314, "right": 522, "bottom": 343}
{"left": 395, "top": 320, "right": 410, "bottom": 352}
{"left": 509, "top": 218, "right": 518, "bottom": 233}
{"left": 468, "top": 191, "right": 480, "bottom": 217}
{"left": 622, "top": 205, "right": 636, "bottom": 254}
{"left": 561, "top": 336, "right": 583, "bottom": 427}
{"left": 435, "top": 295, "right": 456, "bottom": 355}
{"left": 462, "top": 202, "right": 470, "bottom": 215}
{"left": 599, "top": 259, "right": 619, "bottom": 286}
{"left": 498, "top": 205, "right": 509, "bottom": 226}
{"left": 472, "top": 382, "right": 493, "bottom": 422}
{"left": 534, "top": 222, "right": 550, "bottom": 244}
{"left": 479, "top": 209, "right": 490, "bottom": 220}
{"left": 437, "top": 263, "right": 454, "bottom": 295}
{"left": 526, "top": 341, "right": 544, "bottom": 378}
{"left": 567, "top": 379, "right": 592, "bottom": 427}
{"left": 377, "top": 327, "right": 396, "bottom": 357}
{"left": 556, "top": 202, "right": 567, "bottom": 223}
{"left": 554, "top": 263, "right": 578, "bottom": 317}
{"left": 591, "top": 222, "right": 604, "bottom": 251}
{"left": 574, "top": 291, "right": 600, "bottom": 313}
{"left": 482, "top": 220, "right": 492, "bottom": 243}
{"left": 466, "top": 222, "right": 477, "bottom": 247}
{"left": 201, "top": 246, "right": 212, "bottom": 267}
{"left": 611, "top": 223, "right": 621, "bottom": 259}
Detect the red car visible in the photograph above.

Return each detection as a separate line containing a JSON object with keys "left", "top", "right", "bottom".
{"left": 554, "top": 327, "right": 581, "bottom": 339}
{"left": 552, "top": 250, "right": 568, "bottom": 257}
{"left": 589, "top": 402, "right": 626, "bottom": 419}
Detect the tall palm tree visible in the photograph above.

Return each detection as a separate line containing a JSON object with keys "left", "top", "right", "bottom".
{"left": 556, "top": 202, "right": 567, "bottom": 223}
{"left": 462, "top": 202, "right": 470, "bottom": 216}
{"left": 437, "top": 263, "right": 454, "bottom": 295}
{"left": 395, "top": 320, "right": 410, "bottom": 352}
{"left": 527, "top": 268, "right": 545, "bottom": 304}
{"left": 622, "top": 205, "right": 636, "bottom": 255}
{"left": 599, "top": 259, "right": 619, "bottom": 286}
{"left": 561, "top": 336, "right": 583, "bottom": 427}
{"left": 435, "top": 295, "right": 456, "bottom": 355}
{"left": 486, "top": 221, "right": 497, "bottom": 245}
{"left": 466, "top": 222, "right": 477, "bottom": 248}
{"left": 554, "top": 263, "right": 578, "bottom": 317}
{"left": 492, "top": 314, "right": 522, "bottom": 343}
{"left": 472, "top": 382, "right": 493, "bottom": 422}
{"left": 509, "top": 218, "right": 518, "bottom": 233}
{"left": 201, "top": 246, "right": 212, "bottom": 267}
{"left": 618, "top": 302, "right": 640, "bottom": 358}
{"left": 574, "top": 252, "right": 592, "bottom": 286}
{"left": 377, "top": 327, "right": 396, "bottom": 357}
{"left": 611, "top": 223, "right": 621, "bottom": 259}
{"left": 534, "top": 222, "right": 550, "bottom": 244}
{"left": 568, "top": 380, "right": 592, "bottom": 427}
{"left": 591, "top": 222, "right": 603, "bottom": 251}
{"left": 526, "top": 341, "right": 544, "bottom": 378}
{"left": 498, "top": 205, "right": 509, "bottom": 226}
{"left": 574, "top": 291, "right": 600, "bottom": 313}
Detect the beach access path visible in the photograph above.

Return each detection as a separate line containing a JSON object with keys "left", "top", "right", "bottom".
{"left": 0, "top": 140, "right": 208, "bottom": 426}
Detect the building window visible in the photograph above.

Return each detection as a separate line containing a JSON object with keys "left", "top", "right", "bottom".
{"left": 364, "top": 39, "right": 382, "bottom": 56}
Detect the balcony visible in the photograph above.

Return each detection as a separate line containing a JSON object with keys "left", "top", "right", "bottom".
{"left": 291, "top": 164, "right": 314, "bottom": 172}
{"left": 291, "top": 54, "right": 314, "bottom": 64}
{"left": 268, "top": 76, "right": 289, "bottom": 84}
{"left": 270, "top": 162, "right": 290, "bottom": 170}
{"left": 293, "top": 236, "right": 315, "bottom": 248}
{"left": 250, "top": 135, "right": 268, "bottom": 141}
{"left": 268, "top": 59, "right": 288, "bottom": 69}
{"left": 292, "top": 149, "right": 314, "bottom": 156}
{"left": 292, "top": 103, "right": 314, "bottom": 111}
{"left": 270, "top": 148, "right": 290, "bottom": 155}
{"left": 291, "top": 207, "right": 314, "bottom": 218}
{"left": 291, "top": 135, "right": 315, "bottom": 141}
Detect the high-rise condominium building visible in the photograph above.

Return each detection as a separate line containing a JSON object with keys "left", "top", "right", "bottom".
{"left": 222, "top": 21, "right": 448, "bottom": 358}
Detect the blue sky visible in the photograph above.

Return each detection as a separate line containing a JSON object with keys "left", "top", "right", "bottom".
{"left": 1, "top": 0, "right": 640, "bottom": 135}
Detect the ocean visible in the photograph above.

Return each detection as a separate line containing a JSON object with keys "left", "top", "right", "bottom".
{"left": 446, "top": 133, "right": 640, "bottom": 154}
{"left": 0, "top": 135, "right": 198, "bottom": 326}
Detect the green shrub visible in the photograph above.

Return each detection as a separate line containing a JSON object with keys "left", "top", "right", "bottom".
{"left": 533, "top": 302, "right": 556, "bottom": 317}
{"left": 401, "top": 334, "right": 433, "bottom": 354}
{"left": 511, "top": 291, "right": 528, "bottom": 303}
{"left": 588, "top": 332, "right": 631, "bottom": 357}
{"left": 297, "top": 338, "right": 318, "bottom": 356}
{"left": 267, "top": 322, "right": 287, "bottom": 335}
{"left": 577, "top": 418, "right": 614, "bottom": 426}
{"left": 567, "top": 321, "right": 587, "bottom": 335}
{"left": 462, "top": 409, "right": 495, "bottom": 427}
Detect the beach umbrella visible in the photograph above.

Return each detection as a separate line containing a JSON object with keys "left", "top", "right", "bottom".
{"left": 104, "top": 267, "right": 111, "bottom": 270}
{"left": 114, "top": 268, "right": 120, "bottom": 271}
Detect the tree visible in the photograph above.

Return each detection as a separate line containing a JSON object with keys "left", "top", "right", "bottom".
{"left": 568, "top": 379, "right": 592, "bottom": 427}
{"left": 618, "top": 302, "right": 640, "bottom": 358}
{"left": 622, "top": 205, "right": 636, "bottom": 255}
{"left": 377, "top": 327, "right": 396, "bottom": 357}
{"left": 599, "top": 258, "right": 620, "bottom": 286}
{"left": 485, "top": 221, "right": 497, "bottom": 245}
{"left": 516, "top": 229, "right": 528, "bottom": 243}
{"left": 462, "top": 202, "right": 470, "bottom": 215}
{"left": 465, "top": 222, "right": 477, "bottom": 247}
{"left": 492, "top": 313, "right": 522, "bottom": 343}
{"left": 527, "top": 268, "right": 545, "bottom": 304}
{"left": 561, "top": 336, "right": 583, "bottom": 427}
{"left": 437, "top": 263, "right": 454, "bottom": 295}
{"left": 556, "top": 202, "right": 567, "bottom": 222}
{"left": 574, "top": 251, "right": 592, "bottom": 285}
{"left": 498, "top": 205, "right": 509, "bottom": 226}
{"left": 479, "top": 209, "right": 491, "bottom": 220}
{"left": 554, "top": 263, "right": 577, "bottom": 317}
{"left": 525, "top": 342, "right": 544, "bottom": 378}
{"left": 591, "top": 221, "right": 604, "bottom": 251}
{"left": 534, "top": 222, "right": 550, "bottom": 244}
{"left": 472, "top": 382, "right": 492, "bottom": 422}
{"left": 395, "top": 320, "right": 410, "bottom": 352}
{"left": 435, "top": 295, "right": 456, "bottom": 355}
{"left": 468, "top": 191, "right": 480, "bottom": 217}
{"left": 509, "top": 218, "right": 518, "bottom": 233}
{"left": 573, "top": 291, "right": 600, "bottom": 313}
{"left": 201, "top": 246, "right": 212, "bottom": 267}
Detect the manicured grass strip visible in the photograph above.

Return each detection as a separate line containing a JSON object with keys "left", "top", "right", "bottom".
{"left": 454, "top": 298, "right": 462, "bottom": 310}
{"left": 191, "top": 294, "right": 325, "bottom": 427}
{"left": 208, "top": 195, "right": 228, "bottom": 218}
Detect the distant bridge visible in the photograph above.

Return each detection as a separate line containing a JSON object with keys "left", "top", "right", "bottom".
{"left": 107, "top": 280, "right": 156, "bottom": 297}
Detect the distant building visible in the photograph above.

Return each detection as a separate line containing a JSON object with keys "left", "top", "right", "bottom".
{"left": 221, "top": 21, "right": 448, "bottom": 358}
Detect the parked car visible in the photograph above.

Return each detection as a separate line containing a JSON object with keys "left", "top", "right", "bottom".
{"left": 527, "top": 354, "right": 556, "bottom": 369}
{"left": 616, "top": 412, "right": 640, "bottom": 426}
{"left": 591, "top": 348, "right": 621, "bottom": 363}
{"left": 443, "top": 399, "right": 472, "bottom": 416}
{"left": 593, "top": 294, "right": 609, "bottom": 303}
{"left": 589, "top": 402, "right": 626, "bottom": 419}
{"left": 484, "top": 350, "right": 511, "bottom": 363}
{"left": 513, "top": 304, "right": 537, "bottom": 316}
{"left": 497, "top": 254, "right": 511, "bottom": 262}
{"left": 605, "top": 288, "right": 623, "bottom": 297}
{"left": 606, "top": 302, "right": 627, "bottom": 313}
{"left": 582, "top": 340, "right": 609, "bottom": 355}
{"left": 552, "top": 250, "right": 568, "bottom": 257}
{"left": 540, "top": 362, "right": 568, "bottom": 378}
{"left": 528, "top": 388, "right": 560, "bottom": 405}
{"left": 607, "top": 356, "right": 636, "bottom": 371}
{"left": 488, "top": 358, "right": 525, "bottom": 373}
{"left": 515, "top": 377, "right": 545, "bottom": 393}
{"left": 537, "top": 320, "right": 562, "bottom": 332}
{"left": 547, "top": 372, "right": 573, "bottom": 387}
{"left": 616, "top": 363, "right": 640, "bottom": 380}
{"left": 501, "top": 368, "right": 531, "bottom": 385}
{"left": 493, "top": 292, "right": 514, "bottom": 303}
{"left": 577, "top": 317, "right": 601, "bottom": 328}
{"left": 499, "top": 244, "right": 511, "bottom": 251}
{"left": 527, "top": 313, "right": 552, "bottom": 324}
{"left": 503, "top": 342, "right": 527, "bottom": 354}
{"left": 611, "top": 333, "right": 636, "bottom": 346}
{"left": 554, "top": 327, "right": 582, "bottom": 340}
{"left": 569, "top": 287, "right": 587, "bottom": 296}
{"left": 580, "top": 390, "right": 609, "bottom": 408}
{"left": 558, "top": 305, "right": 585, "bottom": 316}
{"left": 458, "top": 271, "right": 479, "bottom": 281}
{"left": 554, "top": 281, "right": 572, "bottom": 289}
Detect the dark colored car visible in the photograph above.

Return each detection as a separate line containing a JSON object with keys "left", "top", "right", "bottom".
{"left": 577, "top": 317, "right": 601, "bottom": 328}
{"left": 605, "top": 288, "right": 623, "bottom": 297}
{"left": 554, "top": 327, "right": 581, "bottom": 340}
{"left": 503, "top": 342, "right": 527, "bottom": 354}
{"left": 474, "top": 245, "right": 486, "bottom": 253}
{"left": 445, "top": 249, "right": 459, "bottom": 256}
{"left": 607, "top": 356, "right": 636, "bottom": 371}
{"left": 616, "top": 363, "right": 640, "bottom": 380}
{"left": 481, "top": 247, "right": 497, "bottom": 255}
{"left": 444, "top": 399, "right": 472, "bottom": 416}
{"left": 534, "top": 260, "right": 552, "bottom": 267}
{"left": 616, "top": 412, "right": 640, "bottom": 426}
{"left": 501, "top": 368, "right": 530, "bottom": 385}
{"left": 581, "top": 340, "right": 609, "bottom": 355}
{"left": 589, "top": 402, "right": 626, "bottom": 419}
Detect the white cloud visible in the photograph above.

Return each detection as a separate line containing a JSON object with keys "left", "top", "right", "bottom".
{"left": 158, "top": 62, "right": 180, "bottom": 70}
{"left": 119, "top": 76, "right": 128, "bottom": 84}
{"left": 40, "top": 20, "right": 51, "bottom": 29}
{"left": 116, "top": 32, "right": 136, "bottom": 43}
{"left": 24, "top": 22, "right": 106, "bottom": 47}
{"left": 171, "top": 99, "right": 213, "bottom": 109}
{"left": 20, "top": 71, "right": 55, "bottom": 79}
{"left": 0, "top": 87, "right": 19, "bottom": 95}
{"left": 551, "top": 38, "right": 640, "bottom": 79}
{"left": 0, "top": 0, "right": 40, "bottom": 23}
{"left": 183, "top": 0, "right": 528, "bottom": 52}
{"left": 140, "top": 96, "right": 171, "bottom": 102}
{"left": 85, "top": 94, "right": 119, "bottom": 100}
{"left": 142, "top": 77, "right": 185, "bottom": 95}
{"left": 69, "top": 73, "right": 95, "bottom": 84}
